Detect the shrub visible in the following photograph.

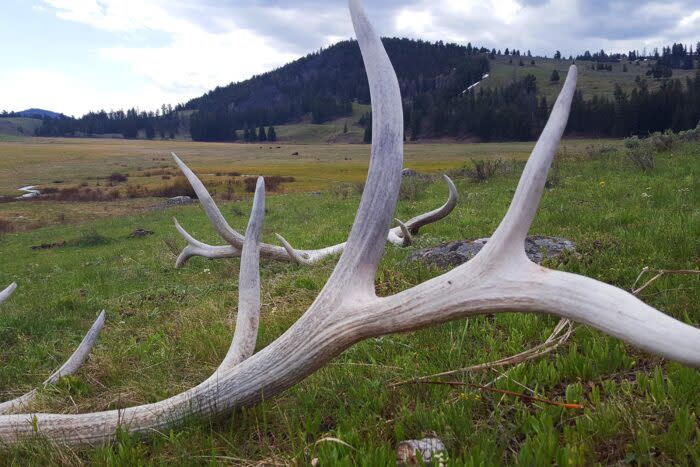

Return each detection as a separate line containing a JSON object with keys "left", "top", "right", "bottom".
{"left": 70, "top": 228, "right": 110, "bottom": 247}
{"left": 148, "top": 177, "right": 197, "bottom": 198}
{"left": 108, "top": 173, "right": 128, "bottom": 183}
{"left": 626, "top": 145, "right": 655, "bottom": 171}
{"left": 244, "top": 176, "right": 295, "bottom": 193}
{"left": 399, "top": 176, "right": 429, "bottom": 201}
{"left": 466, "top": 159, "right": 502, "bottom": 183}
{"left": 647, "top": 130, "right": 676, "bottom": 152}
{"left": 0, "top": 219, "right": 14, "bottom": 233}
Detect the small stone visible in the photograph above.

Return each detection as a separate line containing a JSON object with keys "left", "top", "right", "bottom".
{"left": 397, "top": 437, "right": 447, "bottom": 466}
{"left": 129, "top": 228, "right": 154, "bottom": 238}
{"left": 402, "top": 168, "right": 418, "bottom": 177}
{"left": 165, "top": 196, "right": 195, "bottom": 207}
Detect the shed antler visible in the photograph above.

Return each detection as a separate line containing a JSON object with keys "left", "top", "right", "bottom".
{"left": 0, "top": 0, "right": 697, "bottom": 446}
{"left": 0, "top": 284, "right": 105, "bottom": 414}
{"left": 171, "top": 170, "right": 457, "bottom": 267}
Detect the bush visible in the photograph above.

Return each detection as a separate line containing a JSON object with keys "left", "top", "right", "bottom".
{"left": 647, "top": 130, "right": 676, "bottom": 152}
{"left": 148, "top": 177, "right": 197, "bottom": 198}
{"left": 70, "top": 228, "right": 110, "bottom": 247}
{"left": 0, "top": 219, "right": 14, "bottom": 233}
{"left": 626, "top": 145, "right": 655, "bottom": 171}
{"left": 244, "top": 176, "right": 295, "bottom": 193}
{"left": 108, "top": 173, "right": 128, "bottom": 183}
{"left": 399, "top": 177, "right": 429, "bottom": 201}
{"left": 466, "top": 159, "right": 502, "bottom": 183}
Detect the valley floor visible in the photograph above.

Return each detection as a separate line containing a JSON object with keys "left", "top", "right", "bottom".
{"left": 0, "top": 138, "right": 697, "bottom": 464}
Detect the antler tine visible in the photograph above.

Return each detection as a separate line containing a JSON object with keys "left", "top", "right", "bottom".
{"left": 482, "top": 65, "right": 578, "bottom": 260}
{"left": 0, "top": 283, "right": 16, "bottom": 305}
{"left": 321, "top": 0, "right": 403, "bottom": 295}
{"left": 172, "top": 152, "right": 246, "bottom": 249}
{"left": 219, "top": 177, "right": 264, "bottom": 370}
{"left": 402, "top": 175, "right": 458, "bottom": 235}
{"left": 0, "top": 311, "right": 106, "bottom": 414}
{"left": 386, "top": 175, "right": 457, "bottom": 245}
{"left": 173, "top": 218, "right": 240, "bottom": 268}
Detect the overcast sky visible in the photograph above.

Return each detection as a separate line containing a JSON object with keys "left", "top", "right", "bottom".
{"left": 1, "top": 0, "right": 699, "bottom": 116}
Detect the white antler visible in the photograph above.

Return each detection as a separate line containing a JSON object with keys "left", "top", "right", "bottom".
{"left": 171, "top": 172, "right": 457, "bottom": 267}
{"left": 0, "top": 0, "right": 697, "bottom": 447}
{"left": 0, "top": 284, "right": 105, "bottom": 414}
{"left": 0, "top": 283, "right": 17, "bottom": 305}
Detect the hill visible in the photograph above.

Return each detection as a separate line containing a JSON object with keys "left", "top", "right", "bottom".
{"left": 16, "top": 108, "right": 64, "bottom": 119}
{"left": 0, "top": 117, "right": 43, "bottom": 138}
{"left": 28, "top": 38, "right": 700, "bottom": 143}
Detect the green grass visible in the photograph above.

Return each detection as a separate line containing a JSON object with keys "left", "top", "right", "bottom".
{"left": 0, "top": 140, "right": 698, "bottom": 464}
{"left": 485, "top": 56, "right": 700, "bottom": 103}
{"left": 0, "top": 118, "right": 42, "bottom": 138}
{"left": 275, "top": 102, "right": 370, "bottom": 144}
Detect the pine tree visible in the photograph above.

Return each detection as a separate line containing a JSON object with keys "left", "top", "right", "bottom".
{"left": 267, "top": 126, "right": 277, "bottom": 142}
{"left": 363, "top": 112, "right": 372, "bottom": 144}
{"left": 550, "top": 70, "right": 560, "bottom": 83}
{"left": 554, "top": 50, "right": 562, "bottom": 60}
{"left": 343, "top": 123, "right": 348, "bottom": 134}
{"left": 258, "top": 126, "right": 267, "bottom": 141}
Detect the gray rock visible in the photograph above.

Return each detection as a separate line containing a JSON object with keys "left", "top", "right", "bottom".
{"left": 410, "top": 236, "right": 575, "bottom": 269}
{"left": 402, "top": 168, "right": 418, "bottom": 177}
{"left": 129, "top": 228, "right": 154, "bottom": 238}
{"left": 165, "top": 196, "right": 196, "bottom": 207}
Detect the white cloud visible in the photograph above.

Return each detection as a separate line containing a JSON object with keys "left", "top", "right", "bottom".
{"left": 38, "top": 0, "right": 298, "bottom": 114}
{"left": 0, "top": 69, "right": 184, "bottom": 116}
{"left": 20, "top": 0, "right": 700, "bottom": 115}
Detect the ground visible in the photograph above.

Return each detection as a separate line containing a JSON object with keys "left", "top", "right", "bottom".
{"left": 0, "top": 137, "right": 697, "bottom": 464}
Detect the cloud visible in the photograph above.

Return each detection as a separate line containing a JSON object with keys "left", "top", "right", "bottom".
{"left": 30, "top": 0, "right": 700, "bottom": 115}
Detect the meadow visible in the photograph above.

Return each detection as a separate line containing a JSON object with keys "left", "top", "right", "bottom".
{"left": 0, "top": 137, "right": 613, "bottom": 231}
{"left": 0, "top": 136, "right": 697, "bottom": 464}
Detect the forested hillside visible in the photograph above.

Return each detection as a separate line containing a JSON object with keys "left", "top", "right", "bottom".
{"left": 12, "top": 38, "right": 700, "bottom": 142}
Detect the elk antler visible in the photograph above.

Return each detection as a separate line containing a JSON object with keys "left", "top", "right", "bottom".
{"left": 0, "top": 283, "right": 17, "bottom": 304}
{"left": 0, "top": 284, "right": 105, "bottom": 414}
{"left": 171, "top": 168, "right": 457, "bottom": 267}
{"left": 0, "top": 0, "right": 697, "bottom": 446}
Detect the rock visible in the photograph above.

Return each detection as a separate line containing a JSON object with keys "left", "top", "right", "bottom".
{"left": 31, "top": 241, "right": 67, "bottom": 251}
{"left": 164, "top": 196, "right": 195, "bottom": 207}
{"left": 402, "top": 168, "right": 418, "bottom": 177}
{"left": 410, "top": 236, "right": 575, "bottom": 269}
{"left": 292, "top": 151, "right": 300, "bottom": 156}
{"left": 129, "top": 228, "right": 154, "bottom": 238}
{"left": 397, "top": 438, "right": 447, "bottom": 466}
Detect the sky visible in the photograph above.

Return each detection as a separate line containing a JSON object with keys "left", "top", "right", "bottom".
{"left": 1, "top": 0, "right": 699, "bottom": 117}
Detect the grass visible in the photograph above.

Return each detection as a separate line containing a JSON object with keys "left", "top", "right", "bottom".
{"left": 0, "top": 138, "right": 697, "bottom": 463}
{"left": 0, "top": 136, "right": 618, "bottom": 231}
{"left": 275, "top": 102, "right": 370, "bottom": 144}
{"left": 485, "top": 56, "right": 700, "bottom": 103}
{"left": 0, "top": 118, "right": 42, "bottom": 138}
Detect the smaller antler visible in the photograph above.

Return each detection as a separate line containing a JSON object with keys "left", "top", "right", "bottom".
{"left": 171, "top": 162, "right": 457, "bottom": 266}
{"left": 0, "top": 284, "right": 105, "bottom": 414}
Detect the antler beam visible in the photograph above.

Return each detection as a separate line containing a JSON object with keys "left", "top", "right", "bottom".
{"left": 172, "top": 171, "right": 457, "bottom": 267}
{"left": 0, "top": 0, "right": 696, "bottom": 447}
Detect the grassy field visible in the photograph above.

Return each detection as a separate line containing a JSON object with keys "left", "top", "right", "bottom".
{"left": 0, "top": 118, "right": 43, "bottom": 138}
{"left": 485, "top": 56, "right": 700, "bottom": 103}
{"left": 0, "top": 137, "right": 697, "bottom": 464}
{"left": 0, "top": 136, "right": 617, "bottom": 232}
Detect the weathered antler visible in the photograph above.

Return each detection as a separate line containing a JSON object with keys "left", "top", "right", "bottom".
{"left": 172, "top": 170, "right": 457, "bottom": 267}
{"left": 0, "top": 283, "right": 16, "bottom": 305}
{"left": 0, "top": 284, "right": 105, "bottom": 414}
{"left": 0, "top": 0, "right": 697, "bottom": 446}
